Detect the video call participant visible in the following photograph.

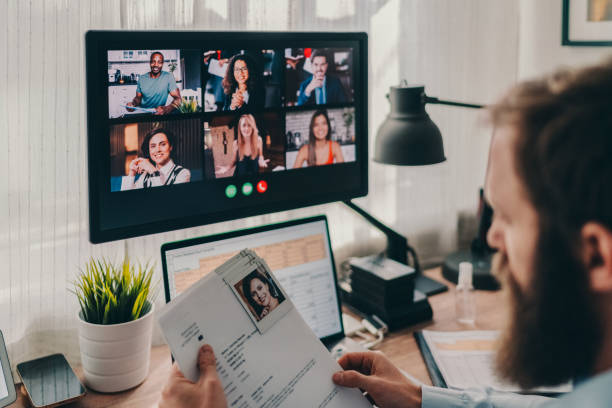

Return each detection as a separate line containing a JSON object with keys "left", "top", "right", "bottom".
{"left": 222, "top": 54, "right": 263, "bottom": 111}
{"left": 123, "top": 128, "right": 190, "bottom": 190}
{"left": 241, "top": 270, "right": 285, "bottom": 320}
{"left": 293, "top": 109, "right": 344, "bottom": 168}
{"left": 127, "top": 52, "right": 181, "bottom": 115}
{"left": 216, "top": 114, "right": 269, "bottom": 177}
{"left": 296, "top": 49, "right": 347, "bottom": 106}
{"left": 158, "top": 59, "right": 612, "bottom": 408}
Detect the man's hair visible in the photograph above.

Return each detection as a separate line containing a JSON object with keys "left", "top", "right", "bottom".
{"left": 150, "top": 51, "right": 164, "bottom": 63}
{"left": 490, "top": 59, "right": 612, "bottom": 232}
{"left": 310, "top": 49, "right": 329, "bottom": 64}
{"left": 490, "top": 59, "right": 612, "bottom": 386}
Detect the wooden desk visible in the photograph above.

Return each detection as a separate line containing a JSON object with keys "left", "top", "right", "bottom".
{"left": 10, "top": 268, "right": 506, "bottom": 407}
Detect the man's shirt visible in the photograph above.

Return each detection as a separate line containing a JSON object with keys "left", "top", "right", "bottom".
{"left": 296, "top": 74, "right": 347, "bottom": 106}
{"left": 314, "top": 77, "right": 327, "bottom": 104}
{"left": 421, "top": 369, "right": 612, "bottom": 407}
{"left": 136, "top": 71, "right": 177, "bottom": 109}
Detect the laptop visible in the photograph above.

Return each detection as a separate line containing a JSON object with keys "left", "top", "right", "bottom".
{"left": 161, "top": 215, "right": 365, "bottom": 357}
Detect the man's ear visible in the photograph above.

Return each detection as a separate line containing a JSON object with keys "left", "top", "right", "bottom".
{"left": 581, "top": 222, "right": 612, "bottom": 293}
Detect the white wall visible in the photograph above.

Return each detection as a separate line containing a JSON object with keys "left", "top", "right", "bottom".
{"left": 518, "top": 0, "right": 612, "bottom": 79}
{"left": 369, "top": 0, "right": 519, "bottom": 262}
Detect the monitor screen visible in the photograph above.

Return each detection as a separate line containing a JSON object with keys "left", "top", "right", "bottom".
{"left": 86, "top": 31, "right": 368, "bottom": 243}
{"left": 162, "top": 217, "right": 343, "bottom": 340}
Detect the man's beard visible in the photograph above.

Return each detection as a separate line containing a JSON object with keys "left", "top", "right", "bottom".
{"left": 493, "top": 230, "right": 603, "bottom": 389}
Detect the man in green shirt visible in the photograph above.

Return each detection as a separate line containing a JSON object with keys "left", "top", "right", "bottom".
{"left": 127, "top": 51, "right": 181, "bottom": 115}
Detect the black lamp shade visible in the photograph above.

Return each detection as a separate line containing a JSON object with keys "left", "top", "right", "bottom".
{"left": 374, "top": 86, "right": 446, "bottom": 165}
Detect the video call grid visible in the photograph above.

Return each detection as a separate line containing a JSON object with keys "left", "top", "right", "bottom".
{"left": 103, "top": 46, "right": 359, "bottom": 192}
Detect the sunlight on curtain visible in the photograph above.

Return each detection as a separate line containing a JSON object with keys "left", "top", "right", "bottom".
{"left": 247, "top": 0, "right": 290, "bottom": 29}
{"left": 316, "top": 0, "right": 357, "bottom": 20}
{"left": 202, "top": 0, "right": 228, "bottom": 20}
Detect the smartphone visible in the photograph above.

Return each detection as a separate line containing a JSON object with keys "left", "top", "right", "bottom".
{"left": 17, "top": 354, "right": 85, "bottom": 408}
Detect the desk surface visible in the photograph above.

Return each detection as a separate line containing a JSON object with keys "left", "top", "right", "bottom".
{"left": 10, "top": 268, "right": 506, "bottom": 408}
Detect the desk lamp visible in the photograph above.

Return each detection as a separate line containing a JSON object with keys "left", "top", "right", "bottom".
{"left": 346, "top": 83, "right": 497, "bottom": 295}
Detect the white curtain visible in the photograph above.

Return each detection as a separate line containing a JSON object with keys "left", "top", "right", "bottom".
{"left": 1, "top": 0, "right": 520, "bottom": 366}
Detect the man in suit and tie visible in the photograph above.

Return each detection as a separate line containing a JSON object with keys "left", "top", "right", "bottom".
{"left": 296, "top": 49, "right": 348, "bottom": 106}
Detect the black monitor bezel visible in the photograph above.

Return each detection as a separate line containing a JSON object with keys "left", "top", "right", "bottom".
{"left": 86, "top": 31, "right": 368, "bottom": 243}
{"left": 160, "top": 214, "right": 346, "bottom": 346}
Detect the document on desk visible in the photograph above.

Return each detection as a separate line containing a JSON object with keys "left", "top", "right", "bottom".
{"left": 158, "top": 249, "right": 371, "bottom": 408}
{"left": 420, "top": 330, "right": 572, "bottom": 394}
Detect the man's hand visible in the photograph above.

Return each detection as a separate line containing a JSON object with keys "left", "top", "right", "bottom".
{"left": 158, "top": 345, "right": 228, "bottom": 408}
{"left": 332, "top": 351, "right": 422, "bottom": 408}
{"left": 304, "top": 77, "right": 324, "bottom": 96}
{"left": 126, "top": 101, "right": 136, "bottom": 112}
{"left": 155, "top": 105, "right": 173, "bottom": 115}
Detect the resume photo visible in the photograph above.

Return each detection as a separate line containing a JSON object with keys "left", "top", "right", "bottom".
{"left": 234, "top": 269, "right": 286, "bottom": 322}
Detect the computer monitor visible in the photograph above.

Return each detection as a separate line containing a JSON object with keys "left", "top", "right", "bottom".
{"left": 86, "top": 31, "right": 368, "bottom": 243}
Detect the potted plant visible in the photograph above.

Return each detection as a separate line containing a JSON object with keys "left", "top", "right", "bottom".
{"left": 72, "top": 258, "right": 157, "bottom": 393}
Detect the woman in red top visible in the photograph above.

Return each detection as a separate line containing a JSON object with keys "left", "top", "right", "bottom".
{"left": 292, "top": 109, "right": 344, "bottom": 168}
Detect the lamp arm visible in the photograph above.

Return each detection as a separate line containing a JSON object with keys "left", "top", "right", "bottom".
{"left": 424, "top": 96, "right": 484, "bottom": 109}
{"left": 343, "top": 200, "right": 421, "bottom": 272}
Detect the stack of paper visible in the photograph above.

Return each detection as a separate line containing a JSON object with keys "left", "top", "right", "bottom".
{"left": 420, "top": 330, "right": 572, "bottom": 394}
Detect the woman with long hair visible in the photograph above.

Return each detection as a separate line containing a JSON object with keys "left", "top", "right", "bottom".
{"left": 123, "top": 128, "right": 190, "bottom": 189}
{"left": 222, "top": 54, "right": 263, "bottom": 111}
{"left": 241, "top": 270, "right": 285, "bottom": 320}
{"left": 292, "top": 109, "right": 344, "bottom": 168}
{"left": 216, "top": 114, "right": 269, "bottom": 177}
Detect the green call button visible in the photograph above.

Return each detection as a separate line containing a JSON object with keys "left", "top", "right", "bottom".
{"left": 242, "top": 182, "right": 253, "bottom": 196}
{"left": 225, "top": 184, "right": 237, "bottom": 198}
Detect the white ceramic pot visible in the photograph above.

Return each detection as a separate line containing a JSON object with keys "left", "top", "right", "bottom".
{"left": 77, "top": 304, "right": 154, "bottom": 393}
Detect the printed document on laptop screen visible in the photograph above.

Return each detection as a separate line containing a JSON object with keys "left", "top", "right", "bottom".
{"left": 164, "top": 220, "right": 342, "bottom": 339}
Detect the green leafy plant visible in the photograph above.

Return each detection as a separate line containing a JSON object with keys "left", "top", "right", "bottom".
{"left": 72, "top": 258, "right": 157, "bottom": 325}
{"left": 177, "top": 96, "right": 201, "bottom": 113}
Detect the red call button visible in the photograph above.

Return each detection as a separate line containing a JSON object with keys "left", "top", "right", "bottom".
{"left": 256, "top": 180, "right": 268, "bottom": 193}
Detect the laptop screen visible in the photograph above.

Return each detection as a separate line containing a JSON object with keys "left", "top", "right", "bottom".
{"left": 162, "top": 217, "right": 343, "bottom": 340}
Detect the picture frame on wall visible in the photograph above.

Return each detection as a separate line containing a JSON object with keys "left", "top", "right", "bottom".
{"left": 563, "top": 0, "right": 612, "bottom": 45}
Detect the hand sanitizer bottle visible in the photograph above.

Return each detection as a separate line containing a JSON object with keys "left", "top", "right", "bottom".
{"left": 455, "top": 262, "right": 476, "bottom": 325}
